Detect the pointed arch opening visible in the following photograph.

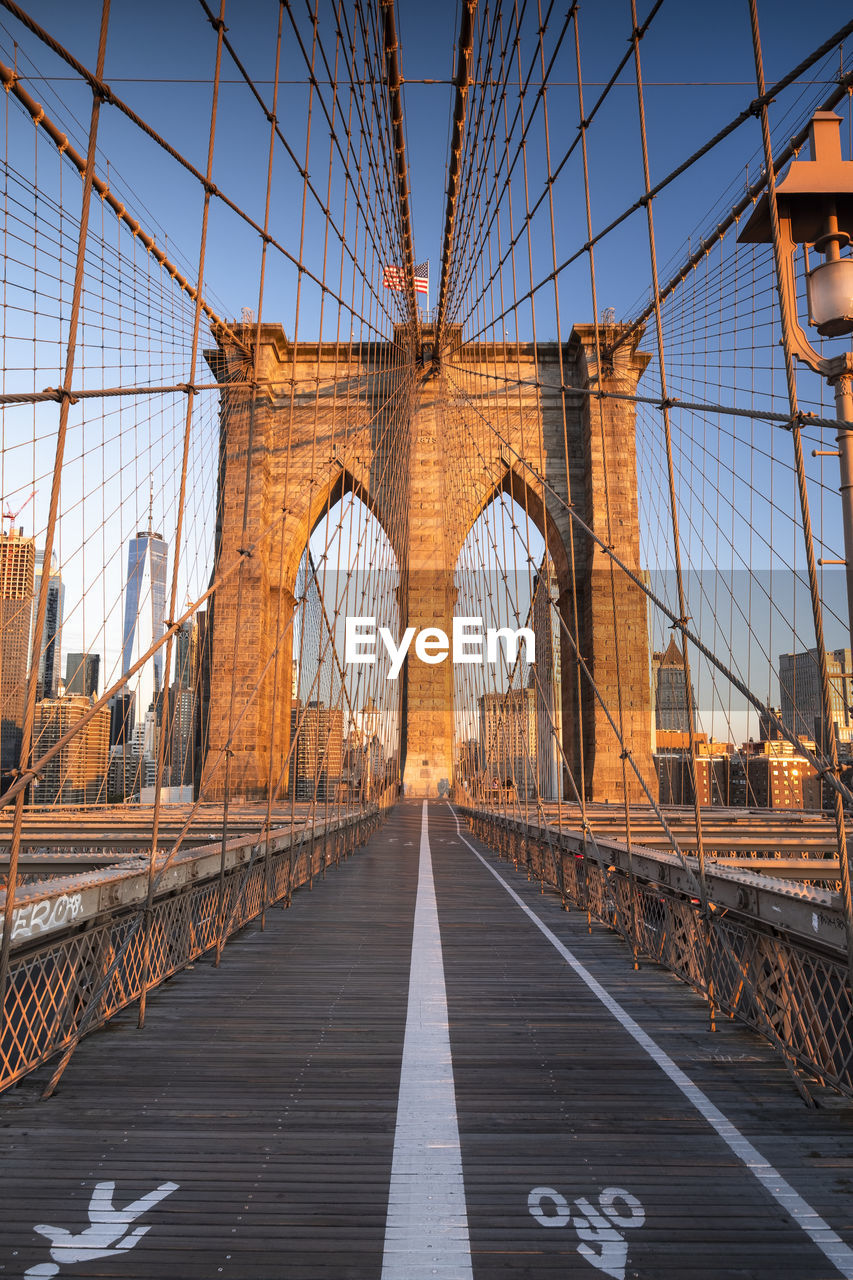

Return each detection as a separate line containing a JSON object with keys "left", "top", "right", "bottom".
{"left": 453, "top": 485, "right": 569, "bottom": 806}
{"left": 288, "top": 490, "right": 402, "bottom": 805}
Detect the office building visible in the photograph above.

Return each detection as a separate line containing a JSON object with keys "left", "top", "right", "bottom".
{"left": 167, "top": 618, "right": 198, "bottom": 788}
{"left": 32, "top": 695, "right": 110, "bottom": 805}
{"left": 65, "top": 652, "right": 100, "bottom": 698}
{"left": 121, "top": 516, "right": 168, "bottom": 723}
{"left": 342, "top": 731, "right": 366, "bottom": 795}
{"left": 167, "top": 687, "right": 195, "bottom": 787}
{"left": 479, "top": 687, "right": 537, "bottom": 798}
{"left": 656, "top": 751, "right": 712, "bottom": 806}
{"left": 743, "top": 739, "right": 820, "bottom": 810}
{"left": 654, "top": 732, "right": 735, "bottom": 806}
{"left": 350, "top": 698, "right": 382, "bottom": 797}
{"left": 289, "top": 701, "right": 344, "bottom": 801}
{"left": 779, "top": 648, "right": 853, "bottom": 748}
{"left": 172, "top": 617, "right": 198, "bottom": 690}
{"left": 652, "top": 637, "right": 697, "bottom": 732}
{"left": 31, "top": 549, "right": 64, "bottom": 701}
{"left": 192, "top": 608, "right": 209, "bottom": 798}
{"left": 532, "top": 562, "right": 562, "bottom": 800}
{"left": 108, "top": 691, "right": 135, "bottom": 746}
{"left": 355, "top": 696, "right": 380, "bottom": 745}
{"left": 107, "top": 740, "right": 142, "bottom": 803}
{"left": 0, "top": 529, "right": 36, "bottom": 783}
{"left": 107, "top": 712, "right": 157, "bottom": 802}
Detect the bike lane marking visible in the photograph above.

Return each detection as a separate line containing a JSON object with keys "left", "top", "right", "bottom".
{"left": 381, "top": 801, "right": 473, "bottom": 1279}
{"left": 450, "top": 805, "right": 853, "bottom": 1280}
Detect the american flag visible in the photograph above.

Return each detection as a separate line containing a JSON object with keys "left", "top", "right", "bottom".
{"left": 383, "top": 261, "right": 429, "bottom": 295}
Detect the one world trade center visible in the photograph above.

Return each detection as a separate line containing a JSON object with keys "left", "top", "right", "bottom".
{"left": 121, "top": 505, "right": 168, "bottom": 735}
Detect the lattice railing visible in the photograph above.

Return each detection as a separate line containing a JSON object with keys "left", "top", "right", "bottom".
{"left": 462, "top": 808, "right": 853, "bottom": 1098}
{"left": 0, "top": 809, "right": 381, "bottom": 1093}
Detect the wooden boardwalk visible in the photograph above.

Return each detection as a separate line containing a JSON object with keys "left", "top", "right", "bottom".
{"left": 2, "top": 799, "right": 852, "bottom": 1279}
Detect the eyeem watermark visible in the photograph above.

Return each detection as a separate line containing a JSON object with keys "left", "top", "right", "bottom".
{"left": 345, "top": 616, "right": 535, "bottom": 679}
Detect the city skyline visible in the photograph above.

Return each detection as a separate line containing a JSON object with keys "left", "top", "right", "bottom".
{"left": 5, "top": 517, "right": 853, "bottom": 806}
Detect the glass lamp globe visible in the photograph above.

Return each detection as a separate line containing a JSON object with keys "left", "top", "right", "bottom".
{"left": 807, "top": 256, "right": 853, "bottom": 338}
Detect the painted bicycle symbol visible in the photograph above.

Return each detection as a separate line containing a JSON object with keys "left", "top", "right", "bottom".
{"left": 528, "top": 1184, "right": 645, "bottom": 1279}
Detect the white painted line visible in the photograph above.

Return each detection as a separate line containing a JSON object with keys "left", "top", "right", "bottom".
{"left": 381, "top": 802, "right": 473, "bottom": 1280}
{"left": 449, "top": 805, "right": 853, "bottom": 1280}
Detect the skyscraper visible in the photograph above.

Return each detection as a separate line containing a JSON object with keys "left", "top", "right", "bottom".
{"left": 532, "top": 561, "right": 563, "bottom": 800}
{"left": 193, "top": 607, "right": 209, "bottom": 798}
{"left": 168, "top": 618, "right": 198, "bottom": 788}
{"left": 779, "top": 648, "right": 853, "bottom": 748}
{"left": 652, "top": 637, "right": 697, "bottom": 732}
{"left": 353, "top": 697, "right": 381, "bottom": 797}
{"left": 1, "top": 529, "right": 36, "bottom": 783}
{"left": 65, "top": 651, "right": 100, "bottom": 698}
{"left": 31, "top": 548, "right": 64, "bottom": 701}
{"left": 478, "top": 687, "right": 537, "bottom": 798}
{"left": 32, "top": 695, "right": 110, "bottom": 805}
{"left": 121, "top": 516, "right": 168, "bottom": 724}
{"left": 108, "top": 691, "right": 135, "bottom": 746}
{"left": 289, "top": 701, "right": 344, "bottom": 801}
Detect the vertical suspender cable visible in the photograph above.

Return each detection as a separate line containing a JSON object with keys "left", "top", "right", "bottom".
{"left": 628, "top": 0, "right": 715, "bottom": 1021}
{"left": 139, "top": 0, "right": 229, "bottom": 1023}
{"left": 572, "top": 3, "right": 639, "bottom": 962}
{"left": 435, "top": 0, "right": 478, "bottom": 350}
{"left": 0, "top": 0, "right": 112, "bottom": 1019}
{"left": 380, "top": 0, "right": 420, "bottom": 337}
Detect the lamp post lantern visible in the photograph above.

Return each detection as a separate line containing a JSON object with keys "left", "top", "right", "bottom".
{"left": 739, "top": 111, "right": 853, "bottom": 647}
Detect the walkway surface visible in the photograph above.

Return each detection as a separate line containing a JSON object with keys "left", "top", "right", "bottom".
{"left": 2, "top": 800, "right": 852, "bottom": 1279}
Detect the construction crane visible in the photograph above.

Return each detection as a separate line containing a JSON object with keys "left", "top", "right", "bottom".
{"left": 1, "top": 489, "right": 36, "bottom": 532}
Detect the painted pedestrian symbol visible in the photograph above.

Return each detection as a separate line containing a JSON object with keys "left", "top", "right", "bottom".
{"left": 25, "top": 1180, "right": 178, "bottom": 1278}
{"left": 528, "top": 1184, "right": 645, "bottom": 1279}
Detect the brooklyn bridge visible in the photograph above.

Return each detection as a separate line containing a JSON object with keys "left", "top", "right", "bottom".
{"left": 2, "top": 0, "right": 853, "bottom": 1275}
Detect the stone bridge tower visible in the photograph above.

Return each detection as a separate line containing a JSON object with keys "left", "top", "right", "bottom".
{"left": 201, "top": 322, "right": 654, "bottom": 803}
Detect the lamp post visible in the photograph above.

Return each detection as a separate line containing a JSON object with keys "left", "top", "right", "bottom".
{"left": 740, "top": 111, "right": 853, "bottom": 645}
{"left": 740, "top": 110, "right": 853, "bottom": 1006}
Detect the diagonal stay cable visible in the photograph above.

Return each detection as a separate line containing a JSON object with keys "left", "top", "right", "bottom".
{"left": 442, "top": 364, "right": 853, "bottom": 811}
{"left": 0, "top": 0, "right": 400, "bottom": 339}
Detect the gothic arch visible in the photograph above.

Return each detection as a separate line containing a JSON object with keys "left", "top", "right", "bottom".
{"left": 455, "top": 465, "right": 572, "bottom": 598}
{"left": 278, "top": 464, "right": 401, "bottom": 604}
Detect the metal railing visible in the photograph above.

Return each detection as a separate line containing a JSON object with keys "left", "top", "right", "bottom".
{"left": 0, "top": 803, "right": 386, "bottom": 1093}
{"left": 460, "top": 805, "right": 853, "bottom": 1099}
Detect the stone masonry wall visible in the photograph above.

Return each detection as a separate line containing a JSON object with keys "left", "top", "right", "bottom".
{"left": 202, "top": 322, "right": 655, "bottom": 804}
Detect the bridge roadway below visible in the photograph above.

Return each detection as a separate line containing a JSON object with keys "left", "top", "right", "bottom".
{"left": 2, "top": 800, "right": 852, "bottom": 1279}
